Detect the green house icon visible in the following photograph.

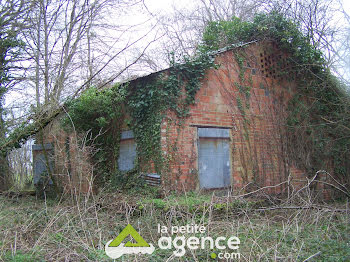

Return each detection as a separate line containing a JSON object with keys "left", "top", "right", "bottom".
{"left": 108, "top": 224, "right": 150, "bottom": 247}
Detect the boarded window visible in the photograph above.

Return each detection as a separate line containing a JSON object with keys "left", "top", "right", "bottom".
{"left": 118, "top": 131, "right": 136, "bottom": 171}
{"left": 32, "top": 143, "right": 54, "bottom": 185}
{"left": 198, "top": 128, "right": 231, "bottom": 189}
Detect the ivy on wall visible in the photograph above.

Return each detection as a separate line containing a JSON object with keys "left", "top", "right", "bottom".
{"left": 126, "top": 52, "right": 215, "bottom": 174}
{"left": 58, "top": 11, "right": 350, "bottom": 193}
{"left": 61, "top": 85, "right": 126, "bottom": 186}
{"left": 62, "top": 51, "right": 216, "bottom": 188}
{"left": 200, "top": 11, "right": 350, "bottom": 186}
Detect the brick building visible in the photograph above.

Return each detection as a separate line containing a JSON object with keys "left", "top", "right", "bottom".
{"left": 33, "top": 41, "right": 330, "bottom": 197}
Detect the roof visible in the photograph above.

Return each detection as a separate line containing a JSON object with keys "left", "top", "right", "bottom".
{"left": 125, "top": 40, "right": 259, "bottom": 84}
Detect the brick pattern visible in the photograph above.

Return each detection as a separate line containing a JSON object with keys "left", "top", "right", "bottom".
{"left": 33, "top": 121, "right": 93, "bottom": 194}
{"left": 160, "top": 42, "right": 317, "bottom": 195}
{"left": 35, "top": 41, "right": 335, "bottom": 199}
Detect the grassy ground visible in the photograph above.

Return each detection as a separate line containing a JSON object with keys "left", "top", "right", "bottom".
{"left": 0, "top": 187, "right": 349, "bottom": 262}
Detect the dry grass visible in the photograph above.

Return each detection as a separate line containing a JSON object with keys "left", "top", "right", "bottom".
{"left": 0, "top": 188, "right": 349, "bottom": 262}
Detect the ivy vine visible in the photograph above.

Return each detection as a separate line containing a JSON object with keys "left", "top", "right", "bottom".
{"left": 62, "top": 51, "right": 216, "bottom": 188}
{"left": 61, "top": 85, "right": 125, "bottom": 186}
{"left": 200, "top": 11, "right": 350, "bottom": 185}
{"left": 126, "top": 51, "right": 216, "bottom": 174}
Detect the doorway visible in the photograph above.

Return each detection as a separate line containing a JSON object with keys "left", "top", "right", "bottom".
{"left": 198, "top": 128, "right": 231, "bottom": 189}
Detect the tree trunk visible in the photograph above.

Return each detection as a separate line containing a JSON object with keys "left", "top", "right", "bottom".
{"left": 0, "top": 113, "right": 9, "bottom": 191}
{"left": 0, "top": 155, "right": 9, "bottom": 191}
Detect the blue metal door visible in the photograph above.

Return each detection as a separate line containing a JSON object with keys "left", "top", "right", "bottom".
{"left": 198, "top": 128, "right": 231, "bottom": 189}
{"left": 118, "top": 139, "right": 136, "bottom": 171}
{"left": 118, "top": 131, "right": 136, "bottom": 171}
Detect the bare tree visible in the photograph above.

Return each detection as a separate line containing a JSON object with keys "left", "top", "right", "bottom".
{"left": 7, "top": 141, "right": 33, "bottom": 190}
{"left": 332, "top": 3, "right": 350, "bottom": 84}
{"left": 140, "top": 0, "right": 346, "bottom": 74}
{"left": 196, "top": 0, "right": 263, "bottom": 21}
{"left": 0, "top": 0, "right": 30, "bottom": 191}
{"left": 21, "top": 0, "right": 105, "bottom": 109}
{"left": 141, "top": 0, "right": 264, "bottom": 67}
{"left": 265, "top": 0, "right": 342, "bottom": 63}
{"left": 1, "top": 0, "right": 163, "bottom": 190}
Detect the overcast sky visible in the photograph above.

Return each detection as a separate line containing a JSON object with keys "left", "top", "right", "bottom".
{"left": 145, "top": 0, "right": 350, "bottom": 14}
{"left": 4, "top": 0, "right": 350, "bottom": 112}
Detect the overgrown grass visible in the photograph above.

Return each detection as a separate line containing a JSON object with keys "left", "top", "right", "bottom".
{"left": 8, "top": 173, "right": 34, "bottom": 192}
{"left": 0, "top": 191, "right": 349, "bottom": 261}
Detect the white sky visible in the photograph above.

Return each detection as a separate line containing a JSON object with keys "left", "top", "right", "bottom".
{"left": 145, "top": 0, "right": 350, "bottom": 13}
{"left": 145, "top": 0, "right": 195, "bottom": 13}
{"left": 343, "top": 0, "right": 350, "bottom": 13}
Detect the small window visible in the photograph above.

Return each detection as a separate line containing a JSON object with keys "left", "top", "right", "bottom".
{"left": 118, "top": 131, "right": 136, "bottom": 171}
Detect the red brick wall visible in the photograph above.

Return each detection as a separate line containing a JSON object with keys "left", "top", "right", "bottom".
{"left": 36, "top": 41, "right": 334, "bottom": 199}
{"left": 33, "top": 120, "right": 93, "bottom": 194}
{"left": 160, "top": 42, "right": 309, "bottom": 194}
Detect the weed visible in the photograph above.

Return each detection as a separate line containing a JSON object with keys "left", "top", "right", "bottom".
{"left": 0, "top": 192, "right": 349, "bottom": 261}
